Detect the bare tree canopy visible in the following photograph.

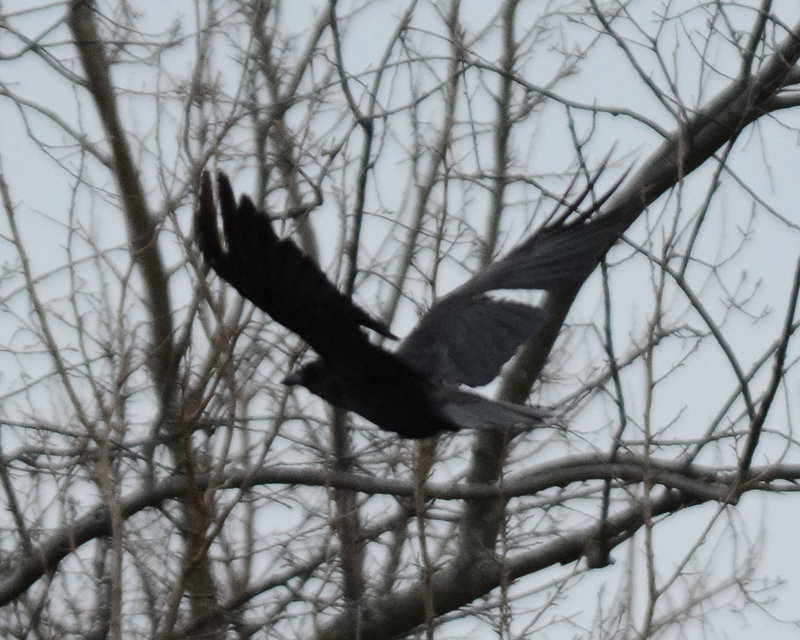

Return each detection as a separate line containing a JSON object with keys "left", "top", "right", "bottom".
{"left": 2, "top": 1, "right": 800, "bottom": 639}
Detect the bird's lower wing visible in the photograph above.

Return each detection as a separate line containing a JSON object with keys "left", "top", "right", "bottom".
{"left": 397, "top": 295, "right": 547, "bottom": 386}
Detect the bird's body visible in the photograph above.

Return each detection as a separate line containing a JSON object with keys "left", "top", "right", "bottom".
{"left": 283, "top": 356, "right": 460, "bottom": 439}
{"left": 196, "top": 171, "right": 619, "bottom": 438}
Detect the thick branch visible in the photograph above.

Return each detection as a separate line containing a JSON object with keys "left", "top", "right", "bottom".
{"left": 67, "top": 0, "right": 174, "bottom": 392}
{"left": 509, "top": 14, "right": 800, "bottom": 398}
{"left": 2, "top": 454, "right": 797, "bottom": 607}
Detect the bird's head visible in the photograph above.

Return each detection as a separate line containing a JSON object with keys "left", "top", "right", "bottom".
{"left": 282, "top": 360, "right": 337, "bottom": 400}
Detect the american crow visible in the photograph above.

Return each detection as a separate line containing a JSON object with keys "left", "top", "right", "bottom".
{"left": 196, "top": 171, "right": 619, "bottom": 438}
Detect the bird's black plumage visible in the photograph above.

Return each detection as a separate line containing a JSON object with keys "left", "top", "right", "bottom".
{"left": 196, "top": 171, "right": 620, "bottom": 438}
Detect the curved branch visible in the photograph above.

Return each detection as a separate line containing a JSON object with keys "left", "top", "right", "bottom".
{"left": 314, "top": 488, "right": 733, "bottom": 640}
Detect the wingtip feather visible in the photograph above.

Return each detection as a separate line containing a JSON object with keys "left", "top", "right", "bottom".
{"left": 196, "top": 169, "right": 224, "bottom": 266}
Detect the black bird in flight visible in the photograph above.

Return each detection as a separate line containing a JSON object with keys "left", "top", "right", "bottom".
{"left": 196, "top": 171, "right": 620, "bottom": 438}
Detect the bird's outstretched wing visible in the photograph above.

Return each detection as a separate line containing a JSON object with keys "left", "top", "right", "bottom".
{"left": 397, "top": 206, "right": 622, "bottom": 386}
{"left": 196, "top": 171, "right": 394, "bottom": 361}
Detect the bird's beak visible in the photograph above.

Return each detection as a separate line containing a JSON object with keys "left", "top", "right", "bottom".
{"left": 282, "top": 371, "right": 302, "bottom": 386}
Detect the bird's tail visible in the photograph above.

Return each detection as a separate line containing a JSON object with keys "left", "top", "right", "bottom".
{"left": 435, "top": 388, "right": 549, "bottom": 432}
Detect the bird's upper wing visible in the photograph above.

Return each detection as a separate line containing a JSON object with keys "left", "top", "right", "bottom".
{"left": 397, "top": 212, "right": 621, "bottom": 386}
{"left": 455, "top": 212, "right": 621, "bottom": 296}
{"left": 196, "top": 171, "right": 394, "bottom": 361}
